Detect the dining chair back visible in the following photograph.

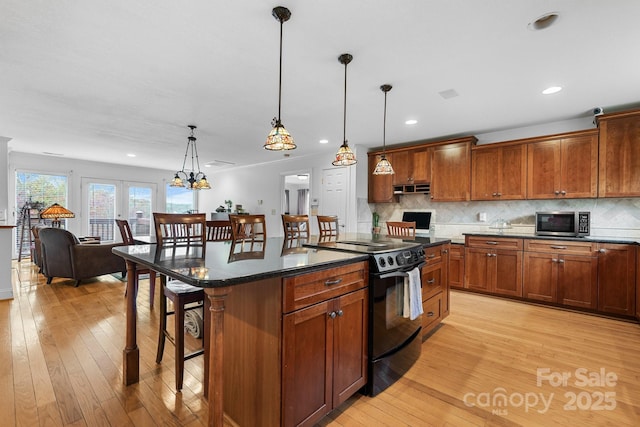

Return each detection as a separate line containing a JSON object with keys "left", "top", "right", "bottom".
{"left": 206, "top": 220, "right": 232, "bottom": 241}
{"left": 229, "top": 214, "right": 267, "bottom": 242}
{"left": 386, "top": 221, "right": 417, "bottom": 237}
{"left": 317, "top": 215, "right": 339, "bottom": 238}
{"left": 281, "top": 214, "right": 310, "bottom": 239}
{"left": 151, "top": 212, "right": 206, "bottom": 392}
{"left": 115, "top": 219, "right": 157, "bottom": 307}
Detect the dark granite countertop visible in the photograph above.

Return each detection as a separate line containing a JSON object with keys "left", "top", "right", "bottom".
{"left": 113, "top": 237, "right": 369, "bottom": 288}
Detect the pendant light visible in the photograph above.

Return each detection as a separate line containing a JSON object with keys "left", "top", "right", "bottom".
{"left": 332, "top": 53, "right": 357, "bottom": 166}
{"left": 170, "top": 125, "right": 211, "bottom": 190}
{"left": 373, "top": 84, "right": 395, "bottom": 175}
{"left": 264, "top": 6, "right": 296, "bottom": 151}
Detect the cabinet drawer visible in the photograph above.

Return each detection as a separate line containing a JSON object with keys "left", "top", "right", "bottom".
{"left": 466, "top": 236, "right": 523, "bottom": 250}
{"left": 424, "top": 245, "right": 443, "bottom": 265}
{"left": 422, "top": 293, "right": 442, "bottom": 335}
{"left": 524, "top": 239, "right": 597, "bottom": 255}
{"left": 283, "top": 261, "right": 368, "bottom": 312}
{"left": 422, "top": 263, "right": 443, "bottom": 300}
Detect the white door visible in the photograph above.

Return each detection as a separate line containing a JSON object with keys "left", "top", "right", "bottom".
{"left": 81, "top": 178, "right": 157, "bottom": 242}
{"left": 321, "top": 168, "right": 349, "bottom": 233}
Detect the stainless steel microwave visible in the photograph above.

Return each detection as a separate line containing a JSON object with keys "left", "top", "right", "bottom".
{"left": 535, "top": 211, "right": 590, "bottom": 237}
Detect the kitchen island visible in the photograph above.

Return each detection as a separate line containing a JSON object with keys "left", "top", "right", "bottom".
{"left": 113, "top": 237, "right": 369, "bottom": 427}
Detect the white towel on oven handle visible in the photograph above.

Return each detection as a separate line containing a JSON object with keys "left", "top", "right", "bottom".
{"left": 403, "top": 267, "right": 423, "bottom": 320}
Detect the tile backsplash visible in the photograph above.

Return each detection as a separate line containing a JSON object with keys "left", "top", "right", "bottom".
{"left": 360, "top": 195, "right": 640, "bottom": 239}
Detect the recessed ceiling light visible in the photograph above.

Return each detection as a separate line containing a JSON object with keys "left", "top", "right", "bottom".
{"left": 319, "top": 139, "right": 329, "bottom": 144}
{"left": 528, "top": 12, "right": 559, "bottom": 31}
{"left": 297, "top": 174, "right": 308, "bottom": 180}
{"left": 405, "top": 119, "right": 418, "bottom": 125}
{"left": 542, "top": 86, "right": 562, "bottom": 95}
{"left": 127, "top": 153, "right": 136, "bottom": 157}
{"left": 204, "top": 164, "right": 211, "bottom": 168}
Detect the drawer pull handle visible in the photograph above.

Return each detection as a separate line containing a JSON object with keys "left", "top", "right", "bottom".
{"left": 324, "top": 278, "right": 343, "bottom": 286}
{"left": 550, "top": 246, "right": 567, "bottom": 250}
{"left": 427, "top": 311, "right": 435, "bottom": 317}
{"left": 485, "top": 241, "right": 498, "bottom": 245}
{"left": 427, "top": 254, "right": 436, "bottom": 259}
{"left": 552, "top": 258, "right": 558, "bottom": 263}
{"left": 427, "top": 279, "right": 435, "bottom": 284}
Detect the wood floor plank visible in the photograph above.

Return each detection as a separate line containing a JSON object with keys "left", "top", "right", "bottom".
{"left": 4, "top": 260, "right": 640, "bottom": 426}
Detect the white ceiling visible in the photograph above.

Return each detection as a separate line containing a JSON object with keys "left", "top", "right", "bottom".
{"left": 2, "top": 1, "right": 639, "bottom": 172}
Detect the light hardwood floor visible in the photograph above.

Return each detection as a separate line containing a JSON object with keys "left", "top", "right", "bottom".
{"left": 2, "top": 260, "right": 639, "bottom": 426}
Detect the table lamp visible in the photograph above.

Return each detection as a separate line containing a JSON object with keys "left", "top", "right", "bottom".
{"left": 40, "top": 203, "right": 75, "bottom": 228}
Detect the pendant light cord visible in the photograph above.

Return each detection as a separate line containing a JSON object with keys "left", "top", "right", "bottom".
{"left": 277, "top": 18, "right": 283, "bottom": 122}
{"left": 383, "top": 90, "right": 387, "bottom": 152}
{"left": 343, "top": 60, "right": 347, "bottom": 144}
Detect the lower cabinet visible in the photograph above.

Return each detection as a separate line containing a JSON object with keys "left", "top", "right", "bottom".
{"left": 282, "top": 263, "right": 368, "bottom": 427}
{"left": 421, "top": 243, "right": 450, "bottom": 338}
{"left": 449, "top": 243, "right": 465, "bottom": 289}
{"left": 597, "top": 243, "right": 636, "bottom": 316}
{"left": 464, "top": 236, "right": 523, "bottom": 297}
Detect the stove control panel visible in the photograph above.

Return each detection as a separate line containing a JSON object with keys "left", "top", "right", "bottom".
{"left": 372, "top": 246, "right": 425, "bottom": 273}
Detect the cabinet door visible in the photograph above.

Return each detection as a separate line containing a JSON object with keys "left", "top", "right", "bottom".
{"left": 368, "top": 153, "right": 395, "bottom": 203}
{"left": 431, "top": 141, "right": 471, "bottom": 201}
{"left": 494, "top": 249, "right": 523, "bottom": 297}
{"left": 448, "top": 244, "right": 465, "bottom": 289}
{"left": 560, "top": 134, "right": 598, "bottom": 198}
{"left": 440, "top": 245, "right": 450, "bottom": 317}
{"left": 282, "top": 300, "right": 332, "bottom": 427}
{"left": 392, "top": 150, "right": 411, "bottom": 185}
{"left": 464, "top": 247, "right": 491, "bottom": 291}
{"left": 500, "top": 144, "right": 527, "bottom": 199}
{"left": 332, "top": 289, "right": 368, "bottom": 407}
{"left": 471, "top": 147, "right": 498, "bottom": 200}
{"left": 598, "top": 244, "right": 636, "bottom": 316}
{"left": 598, "top": 112, "right": 640, "bottom": 197}
{"left": 527, "top": 140, "right": 561, "bottom": 199}
{"left": 412, "top": 147, "right": 431, "bottom": 183}
{"left": 557, "top": 255, "right": 598, "bottom": 309}
{"left": 523, "top": 252, "right": 557, "bottom": 302}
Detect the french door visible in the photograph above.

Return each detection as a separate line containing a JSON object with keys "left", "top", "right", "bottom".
{"left": 82, "top": 178, "right": 157, "bottom": 242}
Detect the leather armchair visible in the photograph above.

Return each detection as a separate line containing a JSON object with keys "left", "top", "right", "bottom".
{"left": 39, "top": 227, "right": 127, "bottom": 286}
{"left": 31, "top": 224, "right": 48, "bottom": 272}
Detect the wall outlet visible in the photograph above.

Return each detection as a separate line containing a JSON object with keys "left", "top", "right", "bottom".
{"left": 478, "top": 212, "right": 487, "bottom": 222}
{"left": 271, "top": 209, "right": 276, "bottom": 215}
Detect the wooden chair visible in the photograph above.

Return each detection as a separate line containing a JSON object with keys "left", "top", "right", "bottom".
{"left": 153, "top": 212, "right": 206, "bottom": 392}
{"left": 317, "top": 215, "right": 339, "bottom": 238}
{"left": 386, "top": 221, "right": 417, "bottom": 237}
{"left": 206, "top": 220, "right": 232, "bottom": 241}
{"left": 281, "top": 214, "right": 309, "bottom": 239}
{"left": 229, "top": 214, "right": 267, "bottom": 242}
{"left": 115, "top": 219, "right": 157, "bottom": 307}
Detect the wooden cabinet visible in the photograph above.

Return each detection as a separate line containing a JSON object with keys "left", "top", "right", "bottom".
{"left": 448, "top": 243, "right": 465, "bottom": 289}
{"left": 430, "top": 138, "right": 475, "bottom": 201}
{"left": 526, "top": 129, "right": 598, "bottom": 199}
{"left": 523, "top": 240, "right": 598, "bottom": 309}
{"left": 282, "top": 262, "right": 368, "bottom": 427}
{"left": 421, "top": 243, "right": 450, "bottom": 337}
{"left": 367, "top": 153, "right": 396, "bottom": 203}
{"left": 464, "top": 236, "right": 523, "bottom": 297}
{"left": 392, "top": 147, "right": 431, "bottom": 186}
{"left": 597, "top": 109, "right": 640, "bottom": 197}
{"left": 597, "top": 243, "right": 636, "bottom": 316}
{"left": 471, "top": 143, "right": 527, "bottom": 200}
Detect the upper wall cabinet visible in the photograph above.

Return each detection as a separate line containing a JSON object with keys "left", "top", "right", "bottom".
{"left": 526, "top": 129, "right": 599, "bottom": 199}
{"left": 367, "top": 153, "right": 397, "bottom": 203}
{"left": 392, "top": 147, "right": 431, "bottom": 186}
{"left": 471, "top": 143, "right": 526, "bottom": 200}
{"left": 430, "top": 137, "right": 476, "bottom": 201}
{"left": 597, "top": 109, "right": 640, "bottom": 197}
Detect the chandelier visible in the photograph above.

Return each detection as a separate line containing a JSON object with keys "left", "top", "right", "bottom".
{"left": 170, "top": 125, "right": 211, "bottom": 190}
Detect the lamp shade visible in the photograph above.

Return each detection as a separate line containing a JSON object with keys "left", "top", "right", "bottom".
{"left": 40, "top": 203, "right": 75, "bottom": 220}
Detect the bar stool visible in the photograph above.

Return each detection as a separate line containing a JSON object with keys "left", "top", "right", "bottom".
{"left": 317, "top": 215, "right": 339, "bottom": 238}
{"left": 206, "top": 220, "right": 232, "bottom": 241}
{"left": 229, "top": 214, "right": 267, "bottom": 242}
{"left": 281, "top": 214, "right": 309, "bottom": 239}
{"left": 153, "top": 212, "right": 206, "bottom": 392}
{"left": 115, "top": 219, "right": 157, "bottom": 307}
{"left": 386, "top": 221, "right": 417, "bottom": 237}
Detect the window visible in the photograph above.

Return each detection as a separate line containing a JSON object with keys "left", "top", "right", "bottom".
{"left": 15, "top": 171, "right": 69, "bottom": 257}
{"left": 166, "top": 184, "right": 196, "bottom": 214}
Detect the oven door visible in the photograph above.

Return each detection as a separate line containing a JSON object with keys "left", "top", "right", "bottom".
{"left": 370, "top": 264, "right": 424, "bottom": 360}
